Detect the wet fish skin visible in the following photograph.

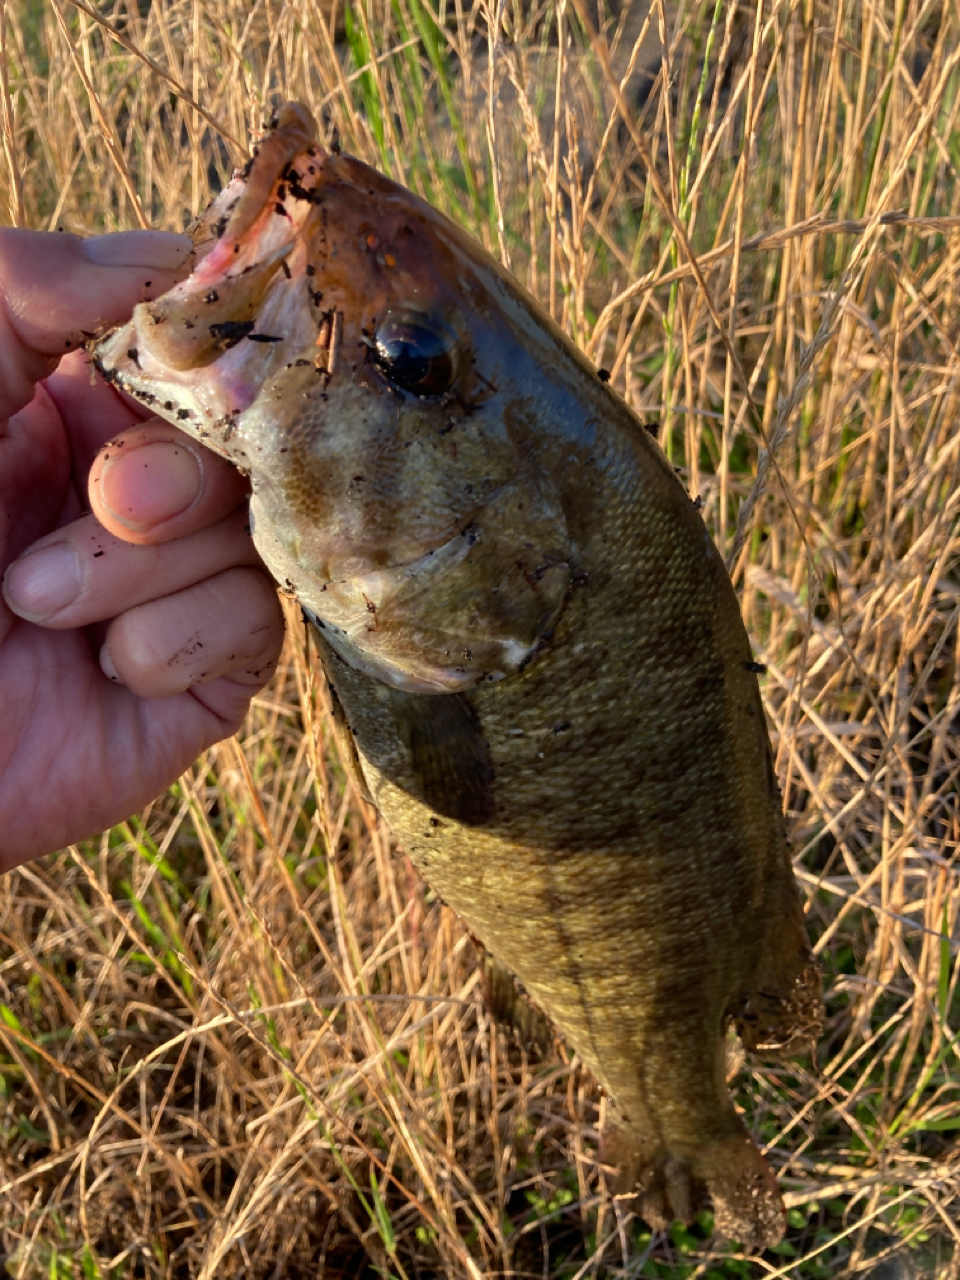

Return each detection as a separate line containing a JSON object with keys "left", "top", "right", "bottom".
{"left": 94, "top": 103, "right": 822, "bottom": 1249}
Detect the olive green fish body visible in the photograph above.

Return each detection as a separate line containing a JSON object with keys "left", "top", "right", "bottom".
{"left": 94, "top": 103, "right": 822, "bottom": 1249}
{"left": 319, "top": 388, "right": 817, "bottom": 1243}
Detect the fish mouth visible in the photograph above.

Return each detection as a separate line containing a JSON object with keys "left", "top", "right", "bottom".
{"left": 94, "top": 102, "right": 452, "bottom": 437}
{"left": 93, "top": 102, "right": 338, "bottom": 424}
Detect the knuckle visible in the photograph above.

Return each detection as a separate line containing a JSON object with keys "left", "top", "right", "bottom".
{"left": 104, "top": 566, "right": 284, "bottom": 697}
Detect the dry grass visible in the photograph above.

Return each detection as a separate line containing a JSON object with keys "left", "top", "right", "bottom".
{"left": 1, "top": 0, "right": 959, "bottom": 1275}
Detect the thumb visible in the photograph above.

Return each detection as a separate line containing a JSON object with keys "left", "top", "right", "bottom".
{"left": 0, "top": 228, "right": 192, "bottom": 424}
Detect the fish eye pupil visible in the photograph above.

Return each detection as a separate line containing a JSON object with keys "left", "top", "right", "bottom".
{"left": 373, "top": 313, "right": 456, "bottom": 395}
{"left": 379, "top": 337, "right": 430, "bottom": 384}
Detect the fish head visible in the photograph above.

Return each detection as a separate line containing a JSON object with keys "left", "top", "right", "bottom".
{"left": 95, "top": 104, "right": 575, "bottom": 693}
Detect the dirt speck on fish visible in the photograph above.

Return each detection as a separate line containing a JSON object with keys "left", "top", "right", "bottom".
{"left": 94, "top": 102, "right": 823, "bottom": 1250}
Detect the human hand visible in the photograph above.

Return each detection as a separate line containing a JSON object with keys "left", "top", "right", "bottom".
{"left": 0, "top": 229, "right": 286, "bottom": 869}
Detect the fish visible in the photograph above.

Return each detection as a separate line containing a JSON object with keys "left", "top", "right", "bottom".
{"left": 93, "top": 102, "right": 823, "bottom": 1250}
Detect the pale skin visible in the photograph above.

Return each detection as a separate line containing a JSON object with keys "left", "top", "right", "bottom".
{"left": 0, "top": 228, "right": 286, "bottom": 869}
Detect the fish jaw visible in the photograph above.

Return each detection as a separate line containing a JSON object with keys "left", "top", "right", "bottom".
{"left": 93, "top": 105, "right": 575, "bottom": 693}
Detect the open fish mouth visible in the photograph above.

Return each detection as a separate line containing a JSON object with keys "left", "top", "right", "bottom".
{"left": 96, "top": 104, "right": 337, "bottom": 432}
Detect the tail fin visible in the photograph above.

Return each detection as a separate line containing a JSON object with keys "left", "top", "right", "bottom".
{"left": 692, "top": 1129, "right": 786, "bottom": 1250}
{"left": 602, "top": 1116, "right": 785, "bottom": 1251}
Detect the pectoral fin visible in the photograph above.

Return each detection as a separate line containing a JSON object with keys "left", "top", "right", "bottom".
{"left": 312, "top": 623, "right": 496, "bottom": 825}
{"left": 385, "top": 688, "right": 497, "bottom": 827}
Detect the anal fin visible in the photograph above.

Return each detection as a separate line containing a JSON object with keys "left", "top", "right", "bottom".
{"left": 730, "top": 953, "right": 823, "bottom": 1059}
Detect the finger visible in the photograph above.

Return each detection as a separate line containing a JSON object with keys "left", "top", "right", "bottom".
{"left": 88, "top": 420, "right": 250, "bottom": 544}
{"left": 44, "top": 347, "right": 154, "bottom": 477}
{"left": 100, "top": 566, "right": 284, "bottom": 698}
{"left": 0, "top": 229, "right": 191, "bottom": 423}
{"left": 2, "top": 507, "right": 259, "bottom": 628}
{"left": 0, "top": 385, "right": 71, "bottom": 577}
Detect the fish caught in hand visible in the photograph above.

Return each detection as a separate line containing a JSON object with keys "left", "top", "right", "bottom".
{"left": 94, "top": 102, "right": 823, "bottom": 1250}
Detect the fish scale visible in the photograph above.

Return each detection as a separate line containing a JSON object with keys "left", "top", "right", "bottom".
{"left": 94, "top": 101, "right": 823, "bottom": 1250}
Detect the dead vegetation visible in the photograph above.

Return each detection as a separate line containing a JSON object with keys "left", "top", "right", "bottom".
{"left": 0, "top": 0, "right": 959, "bottom": 1276}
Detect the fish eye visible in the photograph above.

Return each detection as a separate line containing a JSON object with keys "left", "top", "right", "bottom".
{"left": 372, "top": 311, "right": 457, "bottom": 397}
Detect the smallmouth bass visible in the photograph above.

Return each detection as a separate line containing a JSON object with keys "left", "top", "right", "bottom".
{"left": 94, "top": 103, "right": 823, "bottom": 1249}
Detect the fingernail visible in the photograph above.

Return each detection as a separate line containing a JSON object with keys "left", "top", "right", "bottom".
{"left": 2, "top": 542, "right": 81, "bottom": 622}
{"left": 99, "top": 643, "right": 123, "bottom": 684}
{"left": 80, "top": 231, "right": 193, "bottom": 271}
{"left": 99, "top": 440, "right": 202, "bottom": 532}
